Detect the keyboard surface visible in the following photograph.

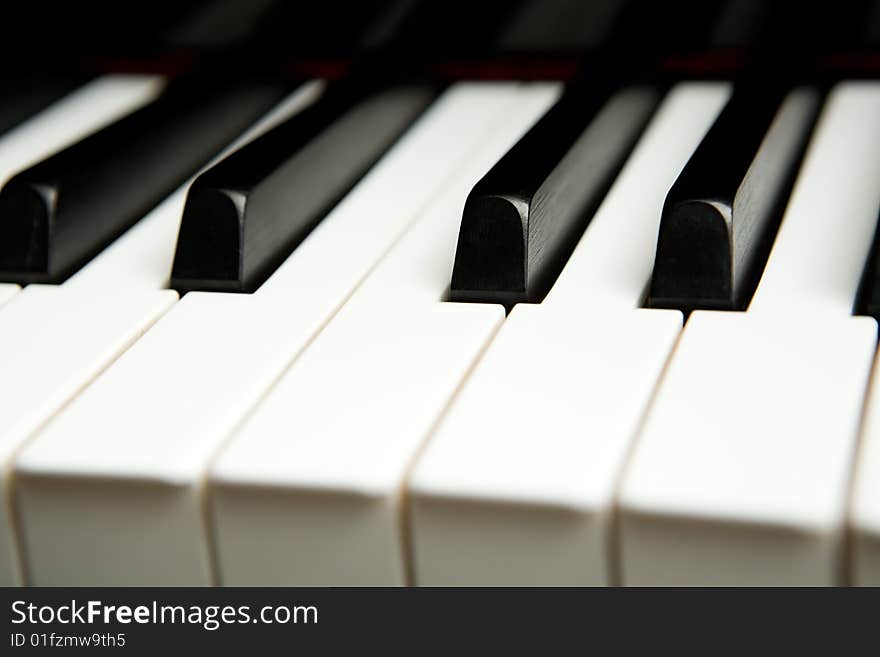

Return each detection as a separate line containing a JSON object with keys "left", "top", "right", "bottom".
{"left": 2, "top": 0, "right": 880, "bottom": 586}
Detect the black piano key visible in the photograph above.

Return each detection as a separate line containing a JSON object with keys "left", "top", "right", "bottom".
{"left": 855, "top": 217, "right": 880, "bottom": 320}
{"left": 170, "top": 79, "right": 438, "bottom": 294}
{"left": 0, "top": 75, "right": 86, "bottom": 139}
{"left": 0, "top": 75, "right": 293, "bottom": 285}
{"left": 647, "top": 84, "right": 821, "bottom": 313}
{"left": 449, "top": 82, "right": 661, "bottom": 307}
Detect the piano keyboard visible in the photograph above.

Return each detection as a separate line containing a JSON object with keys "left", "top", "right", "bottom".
{"left": 5, "top": 0, "right": 880, "bottom": 587}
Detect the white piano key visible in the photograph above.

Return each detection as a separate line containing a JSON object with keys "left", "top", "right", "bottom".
{"left": 748, "top": 87, "right": 880, "bottom": 315}
{"left": 0, "top": 75, "right": 163, "bottom": 189}
{"left": 407, "top": 83, "right": 731, "bottom": 585}
{"left": 0, "top": 82, "right": 323, "bottom": 585}
{"left": 13, "top": 83, "right": 533, "bottom": 586}
{"left": 542, "top": 83, "right": 732, "bottom": 310}
{"left": 209, "top": 83, "right": 561, "bottom": 586}
{"left": 0, "top": 284, "right": 17, "bottom": 307}
{"left": 0, "top": 287, "right": 176, "bottom": 585}
{"left": 619, "top": 82, "right": 880, "bottom": 586}
{"left": 851, "top": 344, "right": 880, "bottom": 586}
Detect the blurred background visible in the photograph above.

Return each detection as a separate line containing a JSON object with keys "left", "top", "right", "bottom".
{"left": 6, "top": 0, "right": 880, "bottom": 82}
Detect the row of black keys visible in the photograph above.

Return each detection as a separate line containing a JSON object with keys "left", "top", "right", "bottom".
{"left": 2, "top": 73, "right": 880, "bottom": 319}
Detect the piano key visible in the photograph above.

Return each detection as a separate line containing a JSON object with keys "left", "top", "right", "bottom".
{"left": 209, "top": 83, "right": 560, "bottom": 586}
{"left": 0, "top": 74, "right": 294, "bottom": 286}
{"left": 619, "top": 82, "right": 880, "bottom": 585}
{"left": 0, "top": 76, "right": 85, "bottom": 138}
{"left": 0, "top": 75, "right": 162, "bottom": 191}
{"left": 407, "top": 83, "right": 730, "bottom": 586}
{"left": 851, "top": 353, "right": 880, "bottom": 585}
{"left": 647, "top": 84, "right": 820, "bottom": 312}
{"left": 0, "top": 284, "right": 18, "bottom": 308}
{"left": 449, "top": 81, "right": 660, "bottom": 307}
{"left": 0, "top": 74, "right": 164, "bottom": 365}
{"left": 62, "top": 82, "right": 324, "bottom": 295}
{"left": 171, "top": 80, "right": 437, "bottom": 294}
{"left": 747, "top": 91, "right": 880, "bottom": 315}
{"left": 0, "top": 82, "right": 324, "bottom": 585}
{"left": 856, "top": 226, "right": 880, "bottom": 318}
{"left": 12, "top": 83, "right": 531, "bottom": 586}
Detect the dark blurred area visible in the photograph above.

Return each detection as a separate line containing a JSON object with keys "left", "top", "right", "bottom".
{"left": 3, "top": 0, "right": 880, "bottom": 81}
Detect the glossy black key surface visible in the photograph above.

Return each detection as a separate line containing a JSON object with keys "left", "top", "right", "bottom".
{"left": 647, "top": 84, "right": 820, "bottom": 313}
{"left": 449, "top": 82, "right": 660, "bottom": 307}
{"left": 0, "top": 75, "right": 292, "bottom": 285}
{"left": 170, "top": 79, "right": 437, "bottom": 294}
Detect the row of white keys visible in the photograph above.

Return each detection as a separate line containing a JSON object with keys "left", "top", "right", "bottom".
{"left": 0, "top": 81, "right": 324, "bottom": 585}
{"left": 0, "top": 76, "right": 163, "bottom": 308}
{"left": 209, "top": 82, "right": 561, "bottom": 586}
{"left": 407, "top": 83, "right": 731, "bottom": 585}
{"left": 13, "top": 83, "right": 533, "bottom": 586}
{"left": 619, "top": 82, "right": 880, "bottom": 585}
